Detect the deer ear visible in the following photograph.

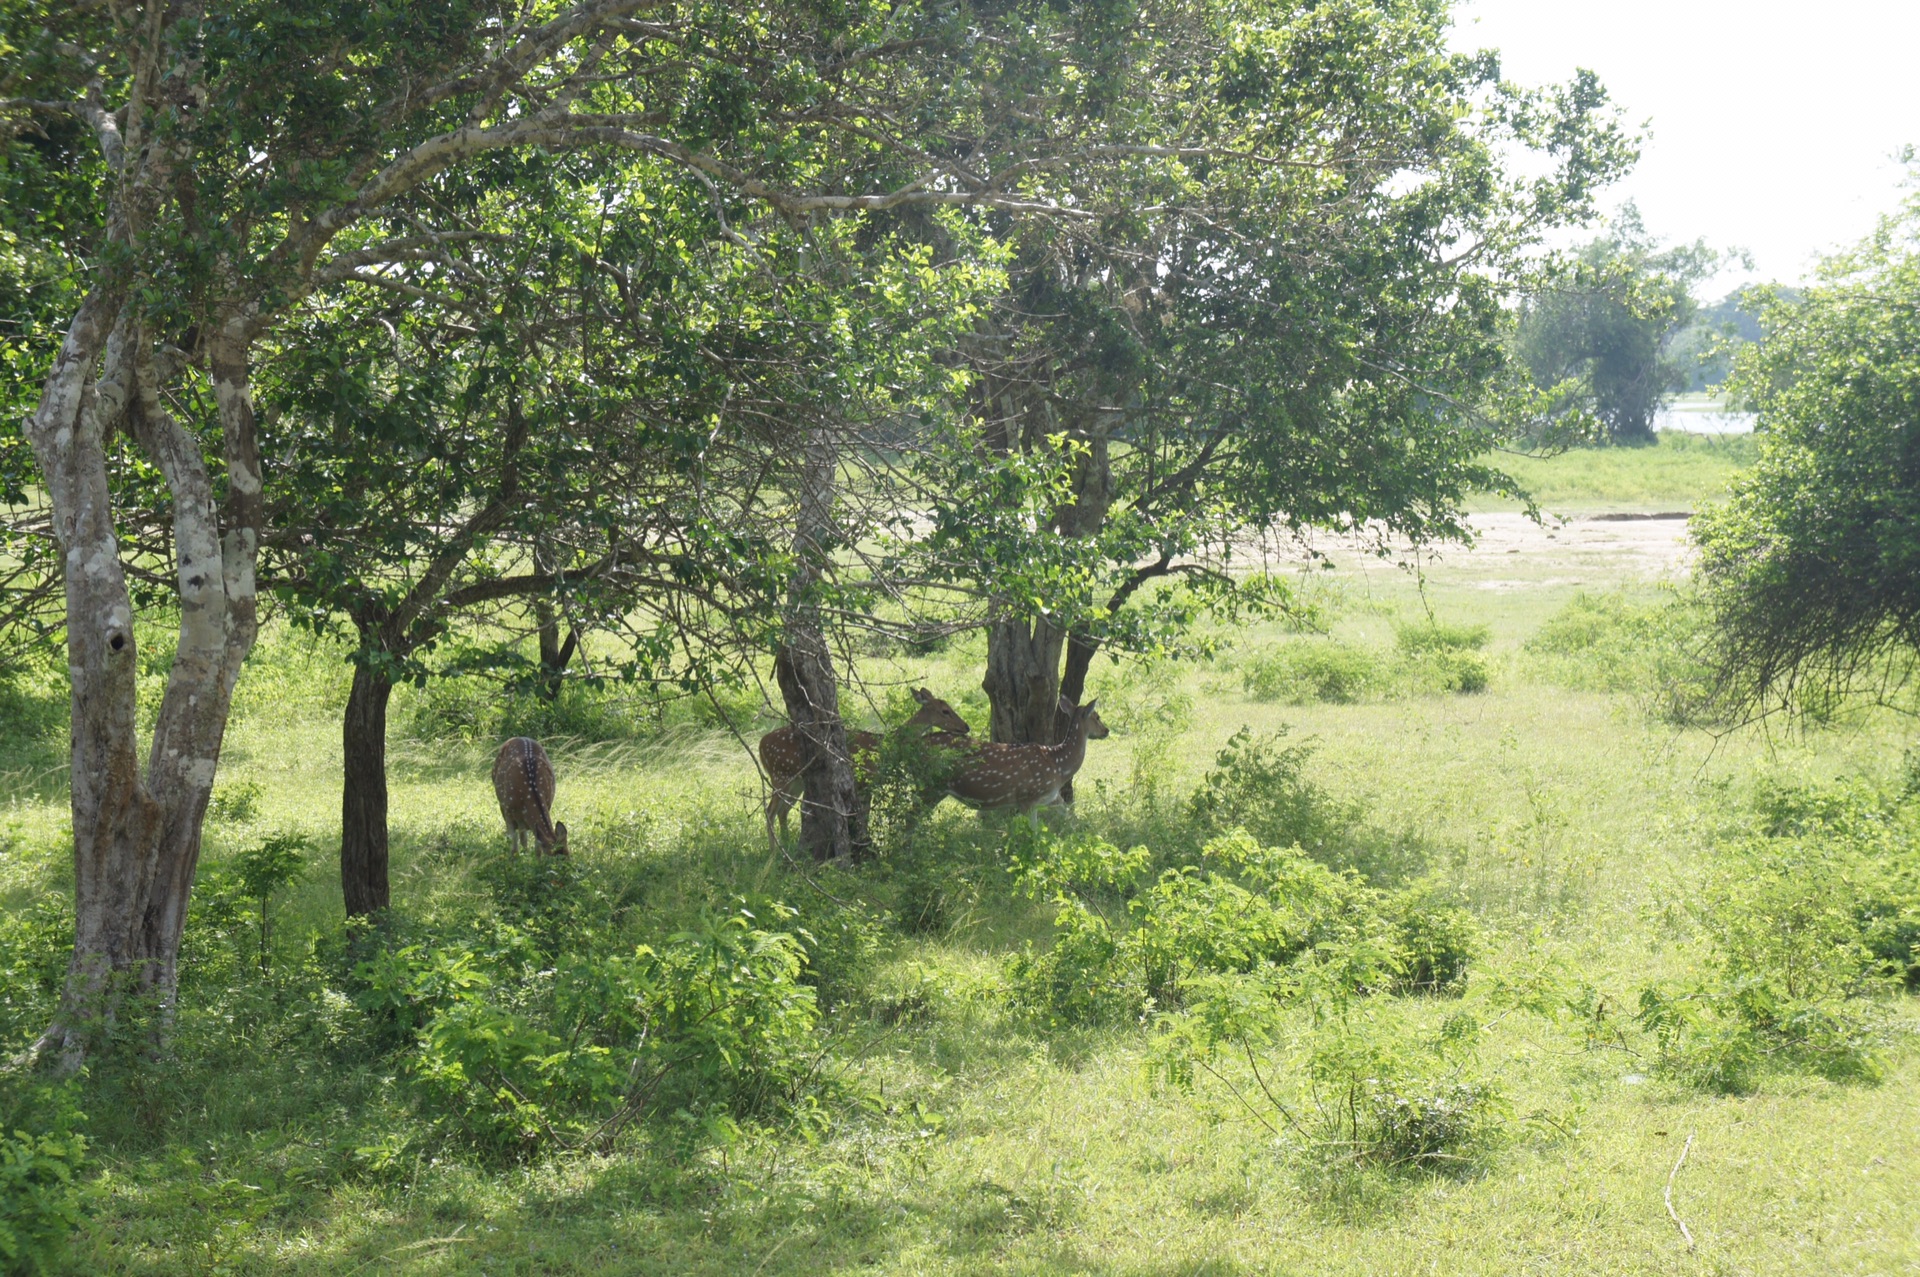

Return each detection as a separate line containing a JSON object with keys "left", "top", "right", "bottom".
{"left": 913, "top": 687, "right": 932, "bottom": 702}
{"left": 1083, "top": 698, "right": 1098, "bottom": 713}
{"left": 1057, "top": 695, "right": 1074, "bottom": 714}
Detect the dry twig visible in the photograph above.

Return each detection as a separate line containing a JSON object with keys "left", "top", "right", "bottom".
{"left": 1664, "top": 1131, "right": 1696, "bottom": 1252}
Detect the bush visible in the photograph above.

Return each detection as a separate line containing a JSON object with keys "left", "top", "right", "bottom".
{"left": 1394, "top": 622, "right": 1490, "bottom": 655}
{"left": 1005, "top": 831, "right": 1422, "bottom": 1027}
{"left": 0, "top": 1079, "right": 90, "bottom": 1276}
{"left": 1385, "top": 883, "right": 1483, "bottom": 994}
{"left": 1151, "top": 960, "right": 1506, "bottom": 1174}
{"left": 1189, "top": 728, "right": 1358, "bottom": 858}
{"left": 1637, "top": 781, "right": 1918, "bottom": 1090}
{"left": 367, "top": 906, "right": 824, "bottom": 1157}
{"left": 1525, "top": 590, "right": 1710, "bottom": 716}
{"left": 1241, "top": 641, "right": 1381, "bottom": 704}
{"left": 0, "top": 900, "right": 69, "bottom": 1045}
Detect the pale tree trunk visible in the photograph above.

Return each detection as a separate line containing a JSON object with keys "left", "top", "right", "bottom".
{"left": 776, "top": 427, "right": 866, "bottom": 862}
{"left": 25, "top": 304, "right": 263, "bottom": 1068}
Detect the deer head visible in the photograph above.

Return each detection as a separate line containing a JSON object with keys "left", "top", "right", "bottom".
{"left": 909, "top": 687, "right": 971, "bottom": 735}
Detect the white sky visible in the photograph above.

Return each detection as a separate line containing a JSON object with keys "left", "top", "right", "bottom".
{"left": 1449, "top": 0, "right": 1920, "bottom": 291}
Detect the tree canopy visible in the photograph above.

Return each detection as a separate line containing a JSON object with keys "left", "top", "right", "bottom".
{"left": 1516, "top": 208, "right": 1718, "bottom": 444}
{"left": 1695, "top": 188, "right": 1920, "bottom": 718}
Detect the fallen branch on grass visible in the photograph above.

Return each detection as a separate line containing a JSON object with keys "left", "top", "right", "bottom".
{"left": 1664, "top": 1130, "right": 1696, "bottom": 1251}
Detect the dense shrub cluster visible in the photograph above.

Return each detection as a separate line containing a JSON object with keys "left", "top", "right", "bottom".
{"left": 1003, "top": 734, "right": 1491, "bottom": 1173}
{"left": 0, "top": 1079, "right": 89, "bottom": 1276}
{"left": 1524, "top": 590, "right": 1710, "bottom": 717}
{"left": 363, "top": 906, "right": 823, "bottom": 1156}
{"left": 1238, "top": 620, "right": 1490, "bottom": 705}
{"left": 1637, "top": 780, "right": 1920, "bottom": 1092}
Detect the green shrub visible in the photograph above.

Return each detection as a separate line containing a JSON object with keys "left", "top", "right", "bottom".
{"left": 1151, "top": 960, "right": 1505, "bottom": 1174}
{"left": 1189, "top": 728, "right": 1358, "bottom": 858}
{"left": 1525, "top": 590, "right": 1710, "bottom": 716}
{"left": 1406, "top": 649, "right": 1490, "bottom": 695}
{"left": 1241, "top": 641, "right": 1381, "bottom": 704}
{"left": 1394, "top": 622, "right": 1490, "bottom": 655}
{"left": 206, "top": 779, "right": 264, "bottom": 824}
{"left": 1385, "top": 883, "right": 1483, "bottom": 994}
{"left": 1005, "top": 831, "right": 1405, "bottom": 1026}
{"left": 370, "top": 906, "right": 823, "bottom": 1157}
{"left": 1637, "top": 782, "right": 1918, "bottom": 1090}
{"left": 0, "top": 1079, "right": 90, "bottom": 1276}
{"left": 0, "top": 900, "right": 69, "bottom": 1045}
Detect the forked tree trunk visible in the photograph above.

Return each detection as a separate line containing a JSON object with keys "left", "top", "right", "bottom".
{"left": 27, "top": 300, "right": 264, "bottom": 1068}
{"left": 534, "top": 600, "right": 579, "bottom": 703}
{"left": 340, "top": 659, "right": 396, "bottom": 916}
{"left": 983, "top": 616, "right": 1069, "bottom": 745}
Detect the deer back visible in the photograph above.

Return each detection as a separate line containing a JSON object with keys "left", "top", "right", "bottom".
{"left": 759, "top": 688, "right": 968, "bottom": 791}
{"left": 493, "top": 737, "right": 566, "bottom": 851}
{"left": 945, "top": 700, "right": 1102, "bottom": 811}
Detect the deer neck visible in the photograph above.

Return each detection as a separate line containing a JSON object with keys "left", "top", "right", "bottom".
{"left": 1055, "top": 717, "right": 1089, "bottom": 779}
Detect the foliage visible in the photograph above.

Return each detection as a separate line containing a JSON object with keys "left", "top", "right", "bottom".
{"left": 1241, "top": 641, "right": 1384, "bottom": 705}
{"left": 0, "top": 1078, "right": 90, "bottom": 1277}
{"left": 1005, "top": 819, "right": 1473, "bottom": 1036}
{"left": 1188, "top": 728, "right": 1361, "bottom": 861}
{"left": 1516, "top": 207, "right": 1721, "bottom": 444}
{"left": 1637, "top": 781, "right": 1919, "bottom": 1092}
{"left": 1150, "top": 957, "right": 1505, "bottom": 1173}
{"left": 1666, "top": 286, "right": 1785, "bottom": 392}
{"left": 359, "top": 905, "right": 822, "bottom": 1158}
{"left": 1694, "top": 184, "right": 1920, "bottom": 720}
{"left": 1525, "top": 589, "right": 1711, "bottom": 717}
{"left": 0, "top": 898, "right": 68, "bottom": 1047}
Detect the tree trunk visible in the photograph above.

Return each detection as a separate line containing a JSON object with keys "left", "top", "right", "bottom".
{"left": 534, "top": 600, "right": 578, "bottom": 703}
{"left": 983, "top": 616, "right": 1069, "bottom": 745}
{"left": 775, "top": 425, "right": 867, "bottom": 862}
{"left": 340, "top": 659, "right": 396, "bottom": 917}
{"left": 27, "top": 301, "right": 264, "bottom": 1068}
{"left": 774, "top": 634, "right": 868, "bottom": 862}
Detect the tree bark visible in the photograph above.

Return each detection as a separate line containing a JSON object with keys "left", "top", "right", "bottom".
{"left": 774, "top": 634, "right": 868, "bottom": 862}
{"left": 27, "top": 303, "right": 264, "bottom": 1068}
{"left": 776, "top": 425, "right": 866, "bottom": 862}
{"left": 340, "top": 658, "right": 396, "bottom": 917}
{"left": 983, "top": 616, "right": 1069, "bottom": 745}
{"left": 534, "top": 599, "right": 579, "bottom": 703}
{"left": 982, "top": 426, "right": 1111, "bottom": 747}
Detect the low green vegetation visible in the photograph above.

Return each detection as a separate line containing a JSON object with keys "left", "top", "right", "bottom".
{"left": 8, "top": 432, "right": 1920, "bottom": 1275}
{"left": 1477, "top": 431, "right": 1758, "bottom": 512}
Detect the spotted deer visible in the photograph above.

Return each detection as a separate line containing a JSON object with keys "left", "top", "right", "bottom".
{"left": 942, "top": 698, "right": 1107, "bottom": 829}
{"left": 760, "top": 687, "right": 970, "bottom": 851}
{"left": 491, "top": 737, "right": 569, "bottom": 854}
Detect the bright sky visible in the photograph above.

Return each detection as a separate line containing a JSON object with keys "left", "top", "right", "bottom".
{"left": 1449, "top": 0, "right": 1920, "bottom": 291}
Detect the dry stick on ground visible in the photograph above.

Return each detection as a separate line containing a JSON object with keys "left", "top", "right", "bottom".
{"left": 1665, "top": 1131, "right": 1696, "bottom": 1251}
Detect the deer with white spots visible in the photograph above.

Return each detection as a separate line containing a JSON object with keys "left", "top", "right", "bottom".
{"left": 491, "top": 737, "right": 569, "bottom": 855}
{"left": 760, "top": 687, "right": 970, "bottom": 852}
{"left": 942, "top": 698, "right": 1108, "bottom": 829}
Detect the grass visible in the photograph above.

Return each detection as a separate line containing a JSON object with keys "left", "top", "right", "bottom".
{"left": 1474, "top": 430, "right": 1760, "bottom": 513}
{"left": 10, "top": 432, "right": 1920, "bottom": 1275}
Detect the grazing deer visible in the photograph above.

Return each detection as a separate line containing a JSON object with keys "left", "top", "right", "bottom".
{"left": 760, "top": 687, "right": 970, "bottom": 851}
{"left": 943, "top": 698, "right": 1108, "bottom": 829}
{"left": 491, "top": 737, "right": 569, "bottom": 854}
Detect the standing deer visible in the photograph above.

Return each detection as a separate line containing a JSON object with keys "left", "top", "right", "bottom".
{"left": 943, "top": 698, "right": 1108, "bottom": 829}
{"left": 760, "top": 687, "right": 970, "bottom": 852}
{"left": 491, "top": 737, "right": 569, "bottom": 854}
